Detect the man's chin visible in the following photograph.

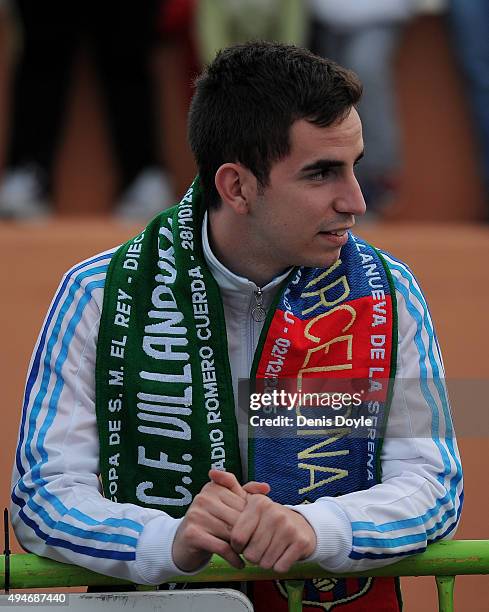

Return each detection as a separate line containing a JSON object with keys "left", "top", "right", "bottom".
{"left": 295, "top": 250, "right": 342, "bottom": 270}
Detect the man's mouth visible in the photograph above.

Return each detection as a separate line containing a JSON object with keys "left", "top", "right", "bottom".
{"left": 321, "top": 229, "right": 349, "bottom": 237}
{"left": 325, "top": 230, "right": 347, "bottom": 236}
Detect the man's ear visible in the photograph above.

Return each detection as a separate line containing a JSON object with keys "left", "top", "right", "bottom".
{"left": 214, "top": 163, "right": 257, "bottom": 215}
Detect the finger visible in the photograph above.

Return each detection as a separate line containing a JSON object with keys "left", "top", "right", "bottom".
{"left": 256, "top": 531, "right": 289, "bottom": 569}
{"left": 257, "top": 510, "right": 314, "bottom": 570}
{"left": 190, "top": 506, "right": 236, "bottom": 540}
{"left": 242, "top": 480, "right": 271, "bottom": 495}
{"left": 241, "top": 518, "right": 275, "bottom": 565}
{"left": 230, "top": 500, "right": 263, "bottom": 553}
{"left": 201, "top": 483, "right": 247, "bottom": 513}
{"left": 209, "top": 469, "right": 246, "bottom": 499}
{"left": 273, "top": 542, "right": 303, "bottom": 573}
{"left": 239, "top": 499, "right": 279, "bottom": 565}
{"left": 215, "top": 485, "right": 247, "bottom": 512}
{"left": 200, "top": 492, "right": 243, "bottom": 526}
{"left": 198, "top": 532, "right": 245, "bottom": 569}
{"left": 174, "top": 520, "right": 243, "bottom": 571}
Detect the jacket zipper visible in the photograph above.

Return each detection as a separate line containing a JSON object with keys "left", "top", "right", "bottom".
{"left": 251, "top": 287, "right": 266, "bottom": 322}
{"left": 248, "top": 285, "right": 266, "bottom": 373}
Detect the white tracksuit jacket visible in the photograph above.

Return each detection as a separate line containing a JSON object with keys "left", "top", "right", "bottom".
{"left": 11, "top": 219, "right": 463, "bottom": 585}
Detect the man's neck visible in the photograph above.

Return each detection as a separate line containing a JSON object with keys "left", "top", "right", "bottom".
{"left": 208, "top": 208, "right": 285, "bottom": 287}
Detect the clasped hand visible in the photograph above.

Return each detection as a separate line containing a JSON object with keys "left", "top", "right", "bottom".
{"left": 172, "top": 469, "right": 316, "bottom": 573}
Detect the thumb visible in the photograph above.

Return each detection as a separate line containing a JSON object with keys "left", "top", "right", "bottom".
{"left": 209, "top": 469, "right": 246, "bottom": 498}
{"left": 243, "top": 480, "right": 271, "bottom": 495}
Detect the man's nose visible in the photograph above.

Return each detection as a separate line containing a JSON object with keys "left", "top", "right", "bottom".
{"left": 333, "top": 176, "right": 367, "bottom": 217}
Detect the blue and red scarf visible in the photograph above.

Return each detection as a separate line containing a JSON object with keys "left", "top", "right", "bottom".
{"left": 250, "top": 235, "right": 399, "bottom": 610}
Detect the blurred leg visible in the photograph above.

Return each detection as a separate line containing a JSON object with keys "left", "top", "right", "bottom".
{"left": 449, "top": 0, "right": 489, "bottom": 193}
{"left": 7, "top": 0, "right": 79, "bottom": 185}
{"left": 89, "top": 0, "right": 161, "bottom": 191}
{"left": 313, "top": 23, "right": 402, "bottom": 211}
{"left": 340, "top": 25, "right": 402, "bottom": 187}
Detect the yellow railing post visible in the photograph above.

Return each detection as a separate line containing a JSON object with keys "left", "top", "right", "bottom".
{"left": 285, "top": 580, "right": 305, "bottom": 612}
{"left": 436, "top": 575, "right": 455, "bottom": 612}
{"left": 1, "top": 541, "right": 488, "bottom": 610}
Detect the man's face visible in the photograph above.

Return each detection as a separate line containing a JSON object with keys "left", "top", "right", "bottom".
{"left": 246, "top": 109, "right": 366, "bottom": 277}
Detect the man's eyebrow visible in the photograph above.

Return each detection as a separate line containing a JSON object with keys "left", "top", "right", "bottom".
{"left": 299, "top": 150, "right": 365, "bottom": 174}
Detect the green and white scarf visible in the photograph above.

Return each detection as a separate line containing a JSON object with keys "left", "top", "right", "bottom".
{"left": 96, "top": 179, "right": 242, "bottom": 516}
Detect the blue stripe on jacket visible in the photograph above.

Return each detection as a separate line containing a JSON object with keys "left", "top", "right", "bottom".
{"left": 349, "top": 254, "right": 462, "bottom": 558}
{"left": 12, "top": 252, "right": 144, "bottom": 556}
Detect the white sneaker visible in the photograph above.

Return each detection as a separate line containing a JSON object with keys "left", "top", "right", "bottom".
{"left": 0, "top": 166, "right": 50, "bottom": 219}
{"left": 115, "top": 168, "right": 176, "bottom": 222}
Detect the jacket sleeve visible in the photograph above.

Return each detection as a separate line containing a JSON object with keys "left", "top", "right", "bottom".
{"left": 291, "top": 253, "right": 463, "bottom": 572}
{"left": 10, "top": 251, "right": 197, "bottom": 585}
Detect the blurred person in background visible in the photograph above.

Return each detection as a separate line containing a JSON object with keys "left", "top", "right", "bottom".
{"left": 308, "top": 0, "right": 446, "bottom": 218}
{"left": 158, "top": 0, "right": 201, "bottom": 106}
{"left": 194, "top": 0, "right": 307, "bottom": 66}
{"left": 0, "top": 0, "right": 174, "bottom": 221}
{"left": 448, "top": 0, "right": 489, "bottom": 218}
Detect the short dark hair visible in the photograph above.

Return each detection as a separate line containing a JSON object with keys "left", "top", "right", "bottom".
{"left": 188, "top": 41, "right": 362, "bottom": 208}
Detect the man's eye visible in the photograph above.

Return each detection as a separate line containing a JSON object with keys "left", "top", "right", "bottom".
{"left": 309, "top": 169, "right": 332, "bottom": 182}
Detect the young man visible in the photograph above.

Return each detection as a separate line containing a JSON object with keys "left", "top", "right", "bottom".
{"left": 12, "top": 42, "right": 462, "bottom": 611}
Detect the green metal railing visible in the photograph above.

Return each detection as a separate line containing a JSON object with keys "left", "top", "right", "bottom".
{"left": 1, "top": 541, "right": 488, "bottom": 612}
